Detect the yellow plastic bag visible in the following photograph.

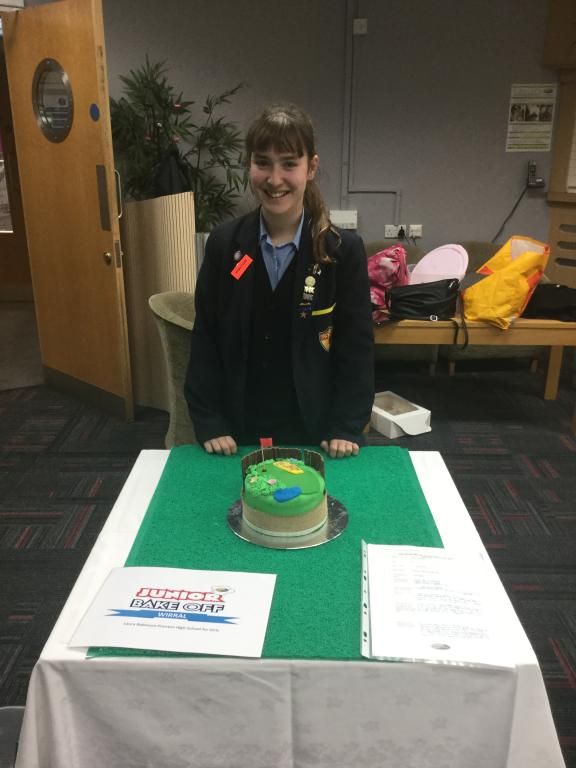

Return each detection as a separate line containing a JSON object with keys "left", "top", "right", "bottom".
{"left": 463, "top": 236, "right": 549, "bottom": 329}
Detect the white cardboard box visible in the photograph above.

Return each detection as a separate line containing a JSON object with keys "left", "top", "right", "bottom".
{"left": 371, "top": 391, "right": 432, "bottom": 438}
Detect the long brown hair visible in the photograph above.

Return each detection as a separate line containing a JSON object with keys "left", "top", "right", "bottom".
{"left": 245, "top": 103, "right": 339, "bottom": 263}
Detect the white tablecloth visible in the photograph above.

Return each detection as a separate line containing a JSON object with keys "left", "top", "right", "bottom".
{"left": 15, "top": 451, "right": 565, "bottom": 768}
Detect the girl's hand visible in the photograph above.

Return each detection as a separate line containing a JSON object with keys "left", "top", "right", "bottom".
{"left": 203, "top": 436, "right": 237, "bottom": 456}
{"left": 320, "top": 439, "right": 360, "bottom": 459}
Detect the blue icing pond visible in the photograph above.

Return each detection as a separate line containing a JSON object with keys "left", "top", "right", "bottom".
{"left": 273, "top": 486, "right": 302, "bottom": 503}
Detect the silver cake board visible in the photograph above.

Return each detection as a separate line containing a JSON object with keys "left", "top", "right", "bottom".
{"left": 227, "top": 496, "right": 348, "bottom": 550}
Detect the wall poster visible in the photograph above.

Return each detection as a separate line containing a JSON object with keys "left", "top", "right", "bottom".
{"left": 506, "top": 83, "right": 557, "bottom": 152}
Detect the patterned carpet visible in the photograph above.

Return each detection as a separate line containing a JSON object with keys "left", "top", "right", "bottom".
{"left": 0, "top": 386, "right": 168, "bottom": 705}
{"left": 1, "top": 365, "right": 575, "bottom": 767}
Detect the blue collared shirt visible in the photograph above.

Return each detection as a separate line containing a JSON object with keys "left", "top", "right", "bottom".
{"left": 259, "top": 211, "right": 304, "bottom": 290}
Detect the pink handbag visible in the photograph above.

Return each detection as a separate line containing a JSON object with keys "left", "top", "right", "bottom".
{"left": 368, "top": 245, "right": 410, "bottom": 323}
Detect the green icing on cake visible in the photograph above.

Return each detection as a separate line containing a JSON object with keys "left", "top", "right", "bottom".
{"left": 243, "top": 459, "right": 325, "bottom": 517}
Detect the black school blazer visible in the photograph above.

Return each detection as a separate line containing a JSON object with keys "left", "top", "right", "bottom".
{"left": 184, "top": 209, "right": 375, "bottom": 445}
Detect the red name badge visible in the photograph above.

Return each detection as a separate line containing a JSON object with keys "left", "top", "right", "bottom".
{"left": 231, "top": 254, "right": 253, "bottom": 280}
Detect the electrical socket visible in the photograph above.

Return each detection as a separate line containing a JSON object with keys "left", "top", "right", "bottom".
{"left": 408, "top": 224, "right": 422, "bottom": 238}
{"left": 384, "top": 224, "right": 407, "bottom": 238}
{"left": 330, "top": 209, "right": 358, "bottom": 229}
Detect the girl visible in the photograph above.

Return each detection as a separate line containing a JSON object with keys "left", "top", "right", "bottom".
{"left": 184, "top": 103, "right": 374, "bottom": 458}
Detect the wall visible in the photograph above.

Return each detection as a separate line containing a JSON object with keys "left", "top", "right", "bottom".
{"left": 349, "top": 0, "right": 556, "bottom": 247}
{"left": 28, "top": 0, "right": 557, "bottom": 251}
{"left": 103, "top": 0, "right": 347, "bottom": 221}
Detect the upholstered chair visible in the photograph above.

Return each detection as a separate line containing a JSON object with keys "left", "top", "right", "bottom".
{"left": 149, "top": 292, "right": 196, "bottom": 447}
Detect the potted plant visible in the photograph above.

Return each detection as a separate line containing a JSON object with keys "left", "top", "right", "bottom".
{"left": 110, "top": 57, "right": 247, "bottom": 410}
{"left": 110, "top": 56, "right": 247, "bottom": 232}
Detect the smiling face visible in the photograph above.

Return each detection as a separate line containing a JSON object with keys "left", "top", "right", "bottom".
{"left": 249, "top": 148, "right": 319, "bottom": 229}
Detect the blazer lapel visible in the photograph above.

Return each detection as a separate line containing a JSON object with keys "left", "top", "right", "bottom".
{"left": 292, "top": 215, "right": 315, "bottom": 349}
{"left": 230, "top": 209, "right": 260, "bottom": 349}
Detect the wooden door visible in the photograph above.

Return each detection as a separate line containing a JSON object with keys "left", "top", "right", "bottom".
{"left": 1, "top": 0, "right": 133, "bottom": 419}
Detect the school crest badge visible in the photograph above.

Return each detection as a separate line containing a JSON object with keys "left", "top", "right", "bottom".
{"left": 319, "top": 326, "right": 333, "bottom": 352}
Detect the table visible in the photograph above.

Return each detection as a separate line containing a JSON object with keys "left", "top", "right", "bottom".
{"left": 15, "top": 450, "right": 566, "bottom": 768}
{"left": 374, "top": 317, "right": 576, "bottom": 401}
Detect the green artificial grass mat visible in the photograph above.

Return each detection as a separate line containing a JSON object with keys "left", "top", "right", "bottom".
{"left": 90, "top": 444, "right": 443, "bottom": 660}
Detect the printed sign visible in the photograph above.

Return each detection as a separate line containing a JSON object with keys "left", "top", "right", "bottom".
{"left": 506, "top": 84, "right": 557, "bottom": 152}
{"left": 69, "top": 566, "right": 276, "bottom": 657}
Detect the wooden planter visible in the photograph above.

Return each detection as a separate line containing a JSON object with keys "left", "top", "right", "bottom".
{"left": 121, "top": 191, "right": 197, "bottom": 410}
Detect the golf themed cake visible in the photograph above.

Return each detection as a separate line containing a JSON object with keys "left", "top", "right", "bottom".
{"left": 240, "top": 448, "right": 328, "bottom": 537}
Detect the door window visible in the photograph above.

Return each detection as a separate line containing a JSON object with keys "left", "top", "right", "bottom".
{"left": 32, "top": 58, "right": 73, "bottom": 142}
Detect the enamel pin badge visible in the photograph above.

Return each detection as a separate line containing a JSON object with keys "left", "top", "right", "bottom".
{"left": 319, "top": 326, "right": 333, "bottom": 351}
{"left": 299, "top": 269, "right": 319, "bottom": 318}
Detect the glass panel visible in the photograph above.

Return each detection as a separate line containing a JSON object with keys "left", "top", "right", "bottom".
{"left": 0, "top": 135, "right": 13, "bottom": 232}
{"left": 32, "top": 59, "right": 73, "bottom": 143}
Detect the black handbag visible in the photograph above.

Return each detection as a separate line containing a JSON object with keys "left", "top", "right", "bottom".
{"left": 386, "top": 278, "right": 460, "bottom": 321}
{"left": 386, "top": 278, "right": 468, "bottom": 348}
{"left": 523, "top": 283, "right": 576, "bottom": 321}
